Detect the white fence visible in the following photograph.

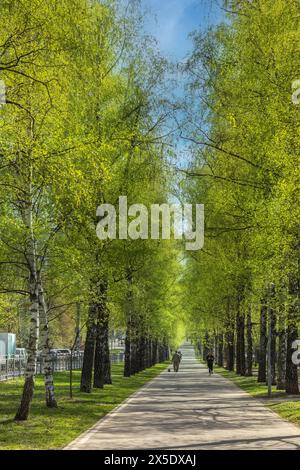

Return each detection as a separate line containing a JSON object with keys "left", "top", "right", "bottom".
{"left": 0, "top": 352, "right": 124, "bottom": 382}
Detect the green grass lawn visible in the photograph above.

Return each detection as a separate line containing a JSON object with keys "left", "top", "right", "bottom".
{"left": 214, "top": 365, "right": 282, "bottom": 398}
{"left": 0, "top": 362, "right": 167, "bottom": 450}
{"left": 270, "top": 401, "right": 300, "bottom": 427}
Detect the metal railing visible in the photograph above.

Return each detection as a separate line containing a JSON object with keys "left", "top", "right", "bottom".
{"left": 0, "top": 355, "right": 27, "bottom": 381}
{"left": 0, "top": 351, "right": 124, "bottom": 382}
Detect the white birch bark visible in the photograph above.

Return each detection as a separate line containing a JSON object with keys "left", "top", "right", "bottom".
{"left": 39, "top": 281, "right": 57, "bottom": 408}
{"left": 15, "top": 165, "right": 40, "bottom": 420}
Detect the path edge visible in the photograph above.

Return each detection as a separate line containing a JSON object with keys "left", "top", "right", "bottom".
{"left": 198, "top": 357, "right": 300, "bottom": 434}
{"left": 63, "top": 365, "right": 169, "bottom": 450}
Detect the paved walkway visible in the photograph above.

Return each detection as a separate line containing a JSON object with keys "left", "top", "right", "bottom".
{"left": 65, "top": 343, "right": 300, "bottom": 450}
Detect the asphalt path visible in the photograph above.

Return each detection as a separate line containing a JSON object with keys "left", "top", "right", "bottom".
{"left": 65, "top": 343, "right": 300, "bottom": 450}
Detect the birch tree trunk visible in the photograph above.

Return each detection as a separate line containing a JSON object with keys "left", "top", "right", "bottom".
{"left": 286, "top": 316, "right": 299, "bottom": 394}
{"left": 149, "top": 338, "right": 153, "bottom": 367}
{"left": 217, "top": 334, "right": 224, "bottom": 367}
{"left": 80, "top": 304, "right": 97, "bottom": 392}
{"left": 129, "top": 315, "right": 139, "bottom": 375}
{"left": 138, "top": 336, "right": 145, "bottom": 372}
{"left": 92, "top": 279, "right": 111, "bottom": 387}
{"left": 15, "top": 277, "right": 39, "bottom": 420}
{"left": 15, "top": 172, "right": 39, "bottom": 421}
{"left": 93, "top": 295, "right": 111, "bottom": 387}
{"left": 214, "top": 334, "right": 218, "bottom": 361}
{"left": 226, "top": 329, "right": 234, "bottom": 371}
{"left": 197, "top": 340, "right": 202, "bottom": 358}
{"left": 93, "top": 311, "right": 105, "bottom": 389}
{"left": 246, "top": 310, "right": 253, "bottom": 376}
{"left": 277, "top": 309, "right": 286, "bottom": 390}
{"left": 235, "top": 312, "right": 241, "bottom": 374}
{"left": 270, "top": 305, "right": 277, "bottom": 386}
{"left": 158, "top": 343, "right": 164, "bottom": 362}
{"left": 148, "top": 340, "right": 152, "bottom": 367}
{"left": 285, "top": 273, "right": 299, "bottom": 394}
{"left": 257, "top": 300, "right": 267, "bottom": 383}
{"left": 124, "top": 316, "right": 131, "bottom": 377}
{"left": 152, "top": 340, "right": 158, "bottom": 366}
{"left": 225, "top": 300, "right": 234, "bottom": 371}
{"left": 277, "top": 319, "right": 286, "bottom": 390}
{"left": 236, "top": 311, "right": 246, "bottom": 375}
{"left": 130, "top": 320, "right": 138, "bottom": 374}
{"left": 103, "top": 322, "right": 111, "bottom": 385}
{"left": 203, "top": 332, "right": 210, "bottom": 361}
{"left": 39, "top": 282, "right": 57, "bottom": 407}
{"left": 145, "top": 338, "right": 150, "bottom": 368}
{"left": 124, "top": 271, "right": 133, "bottom": 377}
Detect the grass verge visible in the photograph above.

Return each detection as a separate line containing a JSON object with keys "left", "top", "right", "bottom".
{"left": 0, "top": 362, "right": 167, "bottom": 450}
{"left": 214, "top": 365, "right": 281, "bottom": 398}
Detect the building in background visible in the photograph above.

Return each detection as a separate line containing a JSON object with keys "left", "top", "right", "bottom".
{"left": 0, "top": 333, "right": 16, "bottom": 357}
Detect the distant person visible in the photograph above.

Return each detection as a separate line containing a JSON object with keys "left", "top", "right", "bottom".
{"left": 178, "top": 350, "right": 183, "bottom": 362}
{"left": 172, "top": 351, "right": 181, "bottom": 372}
{"left": 206, "top": 351, "right": 215, "bottom": 375}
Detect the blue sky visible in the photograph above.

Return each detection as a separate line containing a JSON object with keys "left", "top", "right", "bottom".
{"left": 143, "top": 0, "right": 224, "bottom": 61}
{"left": 140, "top": 0, "right": 225, "bottom": 172}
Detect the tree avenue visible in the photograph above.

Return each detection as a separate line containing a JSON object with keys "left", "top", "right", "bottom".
{"left": 183, "top": 0, "right": 300, "bottom": 395}
{"left": 0, "top": 0, "right": 299, "bottom": 432}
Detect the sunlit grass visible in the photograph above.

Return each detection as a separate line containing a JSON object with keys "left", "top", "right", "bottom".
{"left": 0, "top": 362, "right": 167, "bottom": 450}
{"left": 271, "top": 401, "right": 300, "bottom": 427}
{"left": 214, "top": 366, "right": 282, "bottom": 398}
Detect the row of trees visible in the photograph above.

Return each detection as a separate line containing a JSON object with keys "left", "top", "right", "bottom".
{"left": 0, "top": 0, "right": 184, "bottom": 421}
{"left": 182, "top": 0, "right": 300, "bottom": 393}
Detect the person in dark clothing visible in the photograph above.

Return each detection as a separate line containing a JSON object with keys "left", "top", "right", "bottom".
{"left": 206, "top": 351, "right": 215, "bottom": 375}
{"left": 172, "top": 351, "right": 181, "bottom": 372}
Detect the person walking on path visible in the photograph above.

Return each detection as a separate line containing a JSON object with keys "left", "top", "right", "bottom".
{"left": 206, "top": 351, "right": 215, "bottom": 375}
{"left": 172, "top": 351, "right": 181, "bottom": 372}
